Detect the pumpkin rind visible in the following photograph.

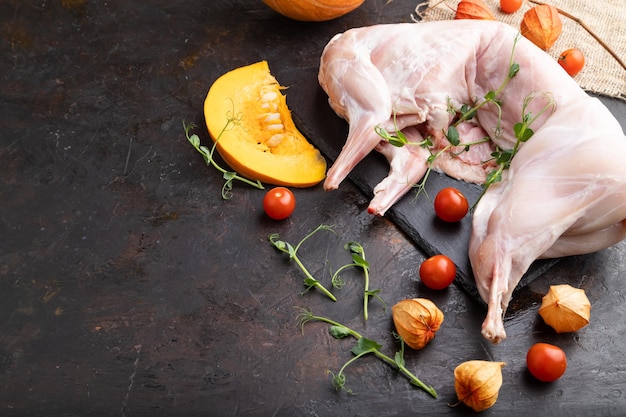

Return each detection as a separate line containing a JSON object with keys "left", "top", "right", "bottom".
{"left": 262, "top": 0, "right": 364, "bottom": 22}
{"left": 204, "top": 61, "right": 326, "bottom": 188}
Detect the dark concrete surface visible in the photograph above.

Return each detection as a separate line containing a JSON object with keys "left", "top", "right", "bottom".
{"left": 1, "top": 1, "right": 625, "bottom": 416}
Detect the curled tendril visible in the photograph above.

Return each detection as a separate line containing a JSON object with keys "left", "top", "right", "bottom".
{"left": 295, "top": 306, "right": 316, "bottom": 334}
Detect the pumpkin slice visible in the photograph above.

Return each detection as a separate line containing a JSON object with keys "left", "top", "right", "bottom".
{"left": 204, "top": 61, "right": 326, "bottom": 188}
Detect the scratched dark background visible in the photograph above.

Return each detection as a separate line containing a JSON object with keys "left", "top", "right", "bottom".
{"left": 1, "top": 0, "right": 625, "bottom": 416}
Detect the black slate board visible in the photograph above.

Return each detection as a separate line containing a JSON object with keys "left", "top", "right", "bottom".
{"left": 285, "top": 66, "right": 560, "bottom": 303}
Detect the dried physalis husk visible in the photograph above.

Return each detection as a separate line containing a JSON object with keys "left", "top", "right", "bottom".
{"left": 455, "top": 0, "right": 496, "bottom": 20}
{"left": 454, "top": 360, "right": 505, "bottom": 412}
{"left": 391, "top": 298, "right": 444, "bottom": 350}
{"left": 520, "top": 4, "right": 562, "bottom": 50}
{"left": 539, "top": 284, "right": 591, "bottom": 333}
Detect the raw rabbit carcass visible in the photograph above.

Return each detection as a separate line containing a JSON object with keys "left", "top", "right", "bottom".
{"left": 318, "top": 20, "right": 626, "bottom": 343}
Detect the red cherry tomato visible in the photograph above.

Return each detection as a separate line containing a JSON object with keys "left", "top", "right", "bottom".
{"left": 434, "top": 187, "right": 469, "bottom": 222}
{"left": 263, "top": 187, "right": 296, "bottom": 220}
{"left": 558, "top": 48, "right": 585, "bottom": 77}
{"left": 526, "top": 343, "right": 567, "bottom": 382}
{"left": 500, "top": 0, "right": 522, "bottom": 13}
{"left": 419, "top": 254, "right": 456, "bottom": 290}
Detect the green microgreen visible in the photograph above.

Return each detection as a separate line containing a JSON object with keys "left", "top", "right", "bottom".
{"left": 475, "top": 90, "right": 556, "bottom": 206}
{"left": 373, "top": 112, "right": 431, "bottom": 147}
{"left": 446, "top": 34, "right": 521, "bottom": 140}
{"left": 330, "top": 241, "right": 385, "bottom": 320}
{"left": 374, "top": 125, "right": 430, "bottom": 148}
{"left": 183, "top": 102, "right": 263, "bottom": 199}
{"left": 296, "top": 307, "right": 437, "bottom": 398}
{"left": 455, "top": 36, "right": 520, "bottom": 134}
{"left": 269, "top": 225, "right": 337, "bottom": 302}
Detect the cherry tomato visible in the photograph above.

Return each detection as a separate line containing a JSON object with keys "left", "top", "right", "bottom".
{"left": 558, "top": 48, "right": 585, "bottom": 77}
{"left": 434, "top": 187, "right": 469, "bottom": 222}
{"left": 500, "top": 0, "right": 522, "bottom": 13}
{"left": 419, "top": 254, "right": 456, "bottom": 290}
{"left": 263, "top": 187, "right": 296, "bottom": 220}
{"left": 526, "top": 343, "right": 567, "bottom": 382}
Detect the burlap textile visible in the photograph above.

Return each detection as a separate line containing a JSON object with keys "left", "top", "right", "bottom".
{"left": 417, "top": 0, "right": 626, "bottom": 101}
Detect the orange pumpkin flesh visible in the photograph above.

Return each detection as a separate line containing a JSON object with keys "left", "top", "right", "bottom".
{"left": 204, "top": 61, "right": 326, "bottom": 188}
{"left": 262, "top": 0, "right": 364, "bottom": 22}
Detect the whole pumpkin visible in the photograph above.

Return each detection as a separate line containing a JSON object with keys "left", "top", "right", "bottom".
{"left": 262, "top": 0, "right": 365, "bottom": 22}
{"left": 204, "top": 61, "right": 327, "bottom": 188}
